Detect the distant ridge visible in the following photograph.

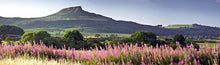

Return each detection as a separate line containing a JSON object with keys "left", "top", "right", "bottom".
{"left": 0, "top": 6, "right": 220, "bottom": 37}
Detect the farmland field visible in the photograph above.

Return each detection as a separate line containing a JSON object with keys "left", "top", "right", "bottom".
{"left": 197, "top": 43, "right": 219, "bottom": 47}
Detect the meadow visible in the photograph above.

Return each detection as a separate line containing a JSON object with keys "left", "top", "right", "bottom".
{"left": 0, "top": 41, "right": 219, "bottom": 65}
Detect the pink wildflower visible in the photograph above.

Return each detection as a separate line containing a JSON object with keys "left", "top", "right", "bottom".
{"left": 206, "top": 44, "right": 209, "bottom": 47}
{"left": 141, "top": 62, "right": 145, "bottom": 65}
{"left": 170, "top": 58, "right": 173, "bottom": 62}
{"left": 194, "top": 59, "right": 197, "bottom": 64}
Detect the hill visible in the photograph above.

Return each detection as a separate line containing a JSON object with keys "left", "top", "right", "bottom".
{"left": 164, "top": 24, "right": 220, "bottom": 36}
{"left": 0, "top": 6, "right": 220, "bottom": 37}
{"left": 42, "top": 6, "right": 114, "bottom": 21}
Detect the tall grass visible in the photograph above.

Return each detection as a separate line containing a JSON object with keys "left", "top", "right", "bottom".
{"left": 0, "top": 56, "right": 81, "bottom": 65}
{"left": 0, "top": 41, "right": 219, "bottom": 65}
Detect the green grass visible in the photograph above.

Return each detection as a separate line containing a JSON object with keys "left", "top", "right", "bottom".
{"left": 1, "top": 41, "right": 20, "bottom": 44}
{"left": 0, "top": 55, "right": 80, "bottom": 65}
{"left": 197, "top": 43, "right": 219, "bottom": 47}
{"left": 2, "top": 41, "right": 8, "bottom": 44}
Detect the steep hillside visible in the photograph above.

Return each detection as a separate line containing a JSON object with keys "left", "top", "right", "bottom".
{"left": 42, "top": 6, "right": 114, "bottom": 21}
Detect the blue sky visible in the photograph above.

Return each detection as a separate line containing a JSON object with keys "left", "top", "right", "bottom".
{"left": 0, "top": 0, "right": 220, "bottom": 27}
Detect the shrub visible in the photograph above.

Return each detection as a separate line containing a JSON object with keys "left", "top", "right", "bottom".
{"left": 20, "top": 30, "right": 51, "bottom": 44}
{"left": 20, "top": 32, "right": 34, "bottom": 43}
{"left": 33, "top": 30, "right": 51, "bottom": 43}
{"left": 43, "top": 37, "right": 60, "bottom": 47}
{"left": 130, "top": 31, "right": 156, "bottom": 44}
{"left": 173, "top": 34, "right": 186, "bottom": 46}
{"left": 5, "top": 37, "right": 16, "bottom": 41}
{"left": 62, "top": 30, "right": 83, "bottom": 42}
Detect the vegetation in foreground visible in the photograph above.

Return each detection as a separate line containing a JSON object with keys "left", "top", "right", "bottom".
{"left": 0, "top": 24, "right": 219, "bottom": 65}
{"left": 0, "top": 56, "right": 80, "bottom": 65}
{"left": 0, "top": 41, "right": 219, "bottom": 65}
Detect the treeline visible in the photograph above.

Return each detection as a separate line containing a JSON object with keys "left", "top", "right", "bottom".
{"left": 0, "top": 24, "right": 199, "bottom": 49}
{"left": 111, "top": 31, "right": 199, "bottom": 49}
{"left": 0, "top": 24, "right": 24, "bottom": 35}
{"left": 19, "top": 30, "right": 104, "bottom": 49}
{"left": 16, "top": 30, "right": 198, "bottom": 49}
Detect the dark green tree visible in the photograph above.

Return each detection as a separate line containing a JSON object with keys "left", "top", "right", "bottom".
{"left": 43, "top": 37, "right": 60, "bottom": 47}
{"left": 185, "top": 37, "right": 192, "bottom": 44}
{"left": 0, "top": 24, "right": 24, "bottom": 35}
{"left": 173, "top": 34, "right": 186, "bottom": 46}
{"left": 130, "top": 31, "right": 156, "bottom": 44}
{"left": 0, "top": 38, "right": 2, "bottom": 44}
{"left": 33, "top": 30, "right": 51, "bottom": 42}
{"left": 86, "top": 39, "right": 102, "bottom": 48}
{"left": 62, "top": 30, "right": 84, "bottom": 42}
{"left": 62, "top": 30, "right": 84, "bottom": 49}
{"left": 112, "top": 37, "right": 133, "bottom": 44}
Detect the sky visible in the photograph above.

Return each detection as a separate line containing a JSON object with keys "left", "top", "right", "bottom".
{"left": 0, "top": 0, "right": 220, "bottom": 27}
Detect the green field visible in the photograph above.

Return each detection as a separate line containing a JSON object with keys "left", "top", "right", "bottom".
{"left": 166, "top": 24, "right": 193, "bottom": 28}
{"left": 197, "top": 43, "right": 219, "bottom": 47}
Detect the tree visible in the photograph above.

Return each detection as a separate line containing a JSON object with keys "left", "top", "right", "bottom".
{"left": 86, "top": 39, "right": 102, "bottom": 48}
{"left": 33, "top": 30, "right": 51, "bottom": 43}
{"left": 173, "top": 34, "right": 186, "bottom": 46}
{"left": 61, "top": 30, "right": 84, "bottom": 49}
{"left": 20, "top": 32, "right": 34, "bottom": 42}
{"left": 113, "top": 37, "right": 133, "bottom": 44}
{"left": 185, "top": 37, "right": 192, "bottom": 44}
{"left": 0, "top": 24, "right": 24, "bottom": 35}
{"left": 20, "top": 30, "right": 51, "bottom": 43}
{"left": 43, "top": 37, "right": 60, "bottom": 47}
{"left": 5, "top": 37, "right": 16, "bottom": 41}
{"left": 63, "top": 30, "right": 84, "bottom": 42}
{"left": 130, "top": 31, "right": 156, "bottom": 44}
{"left": 0, "top": 38, "right": 2, "bottom": 44}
